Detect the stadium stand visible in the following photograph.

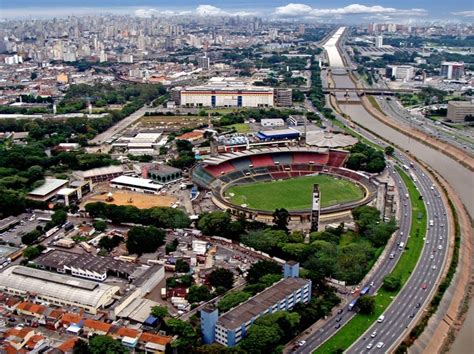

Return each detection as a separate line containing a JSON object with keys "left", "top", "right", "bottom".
{"left": 231, "top": 157, "right": 253, "bottom": 171}
{"left": 271, "top": 153, "right": 293, "bottom": 165}
{"left": 250, "top": 154, "right": 275, "bottom": 168}
{"left": 292, "top": 152, "right": 329, "bottom": 165}
{"left": 205, "top": 162, "right": 235, "bottom": 176}
{"left": 327, "top": 150, "right": 348, "bottom": 167}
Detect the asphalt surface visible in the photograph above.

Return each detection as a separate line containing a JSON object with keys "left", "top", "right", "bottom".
{"left": 294, "top": 28, "right": 450, "bottom": 354}
{"left": 375, "top": 96, "right": 474, "bottom": 156}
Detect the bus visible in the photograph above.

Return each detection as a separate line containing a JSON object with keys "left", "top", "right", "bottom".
{"left": 348, "top": 299, "right": 358, "bottom": 311}
{"left": 360, "top": 286, "right": 370, "bottom": 296}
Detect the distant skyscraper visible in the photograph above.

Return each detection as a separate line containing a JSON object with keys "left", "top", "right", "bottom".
{"left": 197, "top": 55, "right": 210, "bottom": 70}
{"left": 375, "top": 35, "right": 383, "bottom": 48}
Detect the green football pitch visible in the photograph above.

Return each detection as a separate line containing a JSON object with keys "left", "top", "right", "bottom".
{"left": 226, "top": 175, "right": 364, "bottom": 211}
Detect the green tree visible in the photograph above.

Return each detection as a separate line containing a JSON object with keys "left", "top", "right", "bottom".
{"left": 384, "top": 146, "right": 395, "bottom": 156}
{"left": 272, "top": 208, "right": 290, "bottom": 233}
{"left": 246, "top": 260, "right": 282, "bottom": 284}
{"left": 383, "top": 273, "right": 401, "bottom": 291}
{"left": 88, "top": 335, "right": 127, "bottom": 354}
{"left": 126, "top": 225, "right": 165, "bottom": 255}
{"left": 358, "top": 295, "right": 376, "bottom": 315}
{"left": 51, "top": 210, "right": 68, "bottom": 226}
{"left": 209, "top": 268, "right": 234, "bottom": 291}
{"left": 21, "top": 229, "right": 42, "bottom": 245}
{"left": 241, "top": 229, "right": 288, "bottom": 253}
{"left": 197, "top": 211, "right": 231, "bottom": 236}
{"left": 93, "top": 220, "right": 107, "bottom": 232}
{"left": 188, "top": 285, "right": 212, "bottom": 304}
{"left": 73, "top": 339, "right": 91, "bottom": 354}
{"left": 23, "top": 246, "right": 41, "bottom": 260}
{"left": 175, "top": 259, "right": 190, "bottom": 273}
{"left": 150, "top": 305, "right": 169, "bottom": 319}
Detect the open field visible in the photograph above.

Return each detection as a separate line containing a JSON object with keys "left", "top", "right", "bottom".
{"left": 316, "top": 167, "right": 427, "bottom": 353}
{"left": 226, "top": 175, "right": 364, "bottom": 211}
{"left": 229, "top": 123, "right": 252, "bottom": 133}
{"left": 85, "top": 190, "right": 177, "bottom": 209}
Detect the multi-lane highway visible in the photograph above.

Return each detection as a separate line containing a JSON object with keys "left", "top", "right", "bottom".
{"left": 293, "top": 27, "right": 451, "bottom": 353}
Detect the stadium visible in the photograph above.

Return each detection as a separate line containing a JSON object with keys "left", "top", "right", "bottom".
{"left": 192, "top": 147, "right": 378, "bottom": 222}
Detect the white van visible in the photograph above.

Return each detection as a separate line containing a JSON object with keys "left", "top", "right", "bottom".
{"left": 398, "top": 242, "right": 405, "bottom": 250}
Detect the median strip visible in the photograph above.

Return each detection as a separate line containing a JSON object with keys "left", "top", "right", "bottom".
{"left": 315, "top": 167, "right": 427, "bottom": 353}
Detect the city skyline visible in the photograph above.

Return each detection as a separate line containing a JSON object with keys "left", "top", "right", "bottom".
{"left": 1, "top": 1, "right": 473, "bottom": 21}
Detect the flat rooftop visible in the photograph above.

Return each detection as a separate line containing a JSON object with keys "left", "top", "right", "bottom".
{"left": 111, "top": 176, "right": 162, "bottom": 191}
{"left": 12, "top": 266, "right": 98, "bottom": 291}
{"left": 217, "top": 277, "right": 310, "bottom": 329}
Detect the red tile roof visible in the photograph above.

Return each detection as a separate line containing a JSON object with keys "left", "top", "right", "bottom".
{"left": 57, "top": 337, "right": 79, "bottom": 352}
{"left": 83, "top": 319, "right": 112, "bottom": 333}
{"left": 61, "top": 313, "right": 83, "bottom": 325}
{"left": 139, "top": 332, "right": 172, "bottom": 346}
{"left": 115, "top": 327, "right": 141, "bottom": 338}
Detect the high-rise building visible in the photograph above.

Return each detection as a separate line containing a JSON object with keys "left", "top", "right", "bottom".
{"left": 274, "top": 88, "right": 293, "bottom": 107}
{"left": 375, "top": 35, "right": 383, "bottom": 48}
{"left": 440, "top": 62, "right": 465, "bottom": 80}
{"left": 385, "top": 65, "right": 414, "bottom": 81}
{"left": 197, "top": 55, "right": 210, "bottom": 70}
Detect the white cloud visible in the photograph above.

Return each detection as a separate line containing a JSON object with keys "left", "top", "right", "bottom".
{"left": 196, "top": 5, "right": 225, "bottom": 16}
{"left": 274, "top": 3, "right": 427, "bottom": 18}
{"left": 134, "top": 5, "right": 255, "bottom": 18}
{"left": 452, "top": 10, "right": 474, "bottom": 17}
{"left": 274, "top": 3, "right": 313, "bottom": 17}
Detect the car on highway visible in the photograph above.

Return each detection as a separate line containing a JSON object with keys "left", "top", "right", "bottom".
{"left": 377, "top": 315, "right": 385, "bottom": 323}
{"left": 297, "top": 340, "right": 306, "bottom": 347}
{"left": 376, "top": 342, "right": 385, "bottom": 349}
{"left": 416, "top": 302, "right": 421, "bottom": 308}
{"left": 366, "top": 342, "right": 374, "bottom": 350}
{"left": 409, "top": 313, "right": 415, "bottom": 318}
{"left": 336, "top": 317, "right": 342, "bottom": 322}
{"left": 389, "top": 252, "right": 395, "bottom": 259}
{"left": 370, "top": 331, "right": 377, "bottom": 338}
{"left": 432, "top": 265, "right": 437, "bottom": 270}
{"left": 335, "top": 323, "right": 341, "bottom": 329}
{"left": 422, "top": 283, "right": 428, "bottom": 290}
{"left": 438, "top": 245, "right": 443, "bottom": 250}
{"left": 430, "top": 254, "right": 434, "bottom": 260}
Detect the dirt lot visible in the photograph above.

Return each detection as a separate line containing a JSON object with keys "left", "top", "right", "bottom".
{"left": 138, "top": 115, "right": 207, "bottom": 131}
{"left": 85, "top": 190, "right": 177, "bottom": 209}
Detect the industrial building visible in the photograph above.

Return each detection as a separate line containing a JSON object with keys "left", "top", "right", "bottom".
{"left": 288, "top": 115, "right": 307, "bottom": 126}
{"left": 110, "top": 175, "right": 163, "bottom": 194}
{"left": 177, "top": 78, "right": 274, "bottom": 108}
{"left": 201, "top": 262, "right": 311, "bottom": 347}
{"left": 142, "top": 164, "right": 183, "bottom": 184}
{"left": 440, "top": 62, "right": 464, "bottom": 80}
{"left": 447, "top": 100, "right": 474, "bottom": 123}
{"left": 34, "top": 250, "right": 137, "bottom": 282}
{"left": 0, "top": 266, "right": 120, "bottom": 314}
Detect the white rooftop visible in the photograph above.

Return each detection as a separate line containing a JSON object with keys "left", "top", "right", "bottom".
{"left": 28, "top": 178, "right": 68, "bottom": 197}
{"left": 111, "top": 175, "right": 162, "bottom": 191}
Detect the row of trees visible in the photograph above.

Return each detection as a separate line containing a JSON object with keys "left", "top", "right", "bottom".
{"left": 85, "top": 202, "right": 191, "bottom": 229}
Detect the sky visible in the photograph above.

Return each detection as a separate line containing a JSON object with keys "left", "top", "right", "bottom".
{"left": 1, "top": 1, "right": 473, "bottom": 21}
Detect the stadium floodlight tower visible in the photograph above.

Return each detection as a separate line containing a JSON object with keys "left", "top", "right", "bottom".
{"left": 310, "top": 184, "right": 320, "bottom": 232}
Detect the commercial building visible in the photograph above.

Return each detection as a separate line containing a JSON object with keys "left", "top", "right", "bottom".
{"left": 27, "top": 178, "right": 68, "bottom": 202}
{"left": 261, "top": 118, "right": 285, "bottom": 127}
{"left": 110, "top": 175, "right": 163, "bottom": 194}
{"left": 0, "top": 266, "right": 120, "bottom": 314}
{"left": 385, "top": 65, "right": 414, "bottom": 81}
{"left": 440, "top": 62, "right": 464, "bottom": 80}
{"left": 274, "top": 88, "right": 293, "bottom": 106}
{"left": 178, "top": 78, "right": 274, "bottom": 108}
{"left": 447, "top": 101, "right": 474, "bottom": 123}
{"left": 256, "top": 128, "right": 300, "bottom": 141}
{"left": 34, "top": 249, "right": 137, "bottom": 282}
{"left": 201, "top": 262, "right": 311, "bottom": 347}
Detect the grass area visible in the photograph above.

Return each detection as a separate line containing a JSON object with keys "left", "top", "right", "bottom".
{"left": 316, "top": 167, "right": 427, "bottom": 353}
{"left": 226, "top": 175, "right": 364, "bottom": 211}
{"left": 229, "top": 123, "right": 251, "bottom": 133}
{"left": 367, "top": 95, "right": 384, "bottom": 115}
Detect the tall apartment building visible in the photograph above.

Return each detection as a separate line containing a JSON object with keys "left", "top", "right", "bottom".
{"left": 274, "top": 88, "right": 293, "bottom": 106}
{"left": 375, "top": 35, "right": 383, "bottom": 48}
{"left": 447, "top": 101, "right": 474, "bottom": 123}
{"left": 201, "top": 262, "right": 312, "bottom": 347}
{"left": 440, "top": 62, "right": 464, "bottom": 80}
{"left": 197, "top": 55, "right": 210, "bottom": 70}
